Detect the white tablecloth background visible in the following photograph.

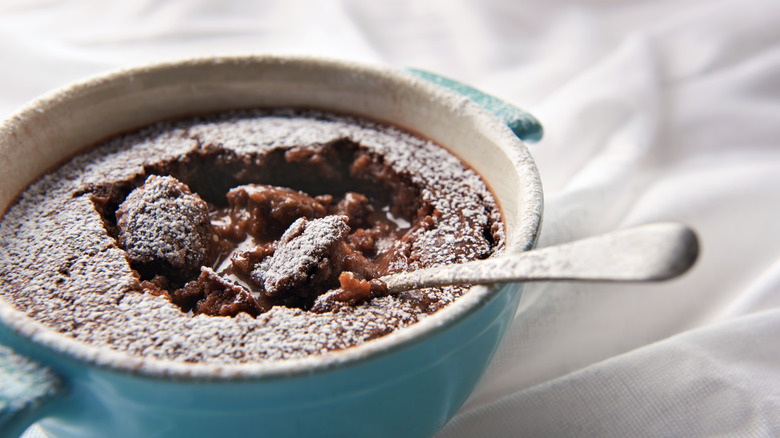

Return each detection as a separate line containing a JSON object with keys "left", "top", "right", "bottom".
{"left": 3, "top": 0, "right": 780, "bottom": 436}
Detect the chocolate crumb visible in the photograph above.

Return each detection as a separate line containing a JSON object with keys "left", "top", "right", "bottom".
{"left": 174, "top": 267, "right": 262, "bottom": 317}
{"left": 116, "top": 175, "right": 211, "bottom": 279}
{"left": 311, "top": 272, "right": 390, "bottom": 312}
{"left": 223, "top": 184, "right": 327, "bottom": 241}
{"left": 251, "top": 216, "right": 350, "bottom": 304}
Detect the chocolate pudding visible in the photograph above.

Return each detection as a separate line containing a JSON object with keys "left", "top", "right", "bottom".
{"left": 0, "top": 109, "right": 504, "bottom": 364}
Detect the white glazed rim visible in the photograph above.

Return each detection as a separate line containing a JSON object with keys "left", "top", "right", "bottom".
{"left": 0, "top": 55, "right": 543, "bottom": 380}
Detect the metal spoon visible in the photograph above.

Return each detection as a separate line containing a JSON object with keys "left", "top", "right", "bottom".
{"left": 380, "top": 222, "right": 699, "bottom": 293}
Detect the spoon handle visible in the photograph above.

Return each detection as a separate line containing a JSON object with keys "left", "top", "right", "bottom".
{"left": 381, "top": 222, "right": 699, "bottom": 293}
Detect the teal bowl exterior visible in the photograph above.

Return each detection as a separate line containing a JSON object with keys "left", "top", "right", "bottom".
{"left": 0, "top": 56, "right": 542, "bottom": 438}
{"left": 1, "top": 283, "right": 522, "bottom": 438}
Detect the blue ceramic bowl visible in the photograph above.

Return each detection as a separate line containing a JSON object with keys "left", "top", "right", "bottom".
{"left": 0, "top": 56, "right": 543, "bottom": 438}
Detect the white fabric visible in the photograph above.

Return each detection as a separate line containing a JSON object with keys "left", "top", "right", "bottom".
{"left": 2, "top": 0, "right": 780, "bottom": 436}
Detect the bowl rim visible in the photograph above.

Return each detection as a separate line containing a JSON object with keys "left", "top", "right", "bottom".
{"left": 0, "top": 54, "right": 543, "bottom": 380}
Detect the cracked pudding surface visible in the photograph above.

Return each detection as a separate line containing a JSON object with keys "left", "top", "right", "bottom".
{"left": 0, "top": 109, "right": 504, "bottom": 364}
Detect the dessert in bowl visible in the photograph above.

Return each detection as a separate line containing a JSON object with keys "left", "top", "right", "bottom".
{"left": 0, "top": 56, "right": 542, "bottom": 438}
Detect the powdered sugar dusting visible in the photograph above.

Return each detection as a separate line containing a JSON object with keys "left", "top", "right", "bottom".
{"left": 117, "top": 175, "right": 211, "bottom": 273}
{"left": 253, "top": 216, "right": 349, "bottom": 296}
{"left": 0, "top": 109, "right": 503, "bottom": 365}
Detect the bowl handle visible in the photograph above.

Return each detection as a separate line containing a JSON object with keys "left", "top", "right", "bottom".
{"left": 405, "top": 68, "right": 543, "bottom": 143}
{"left": 0, "top": 345, "right": 61, "bottom": 438}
